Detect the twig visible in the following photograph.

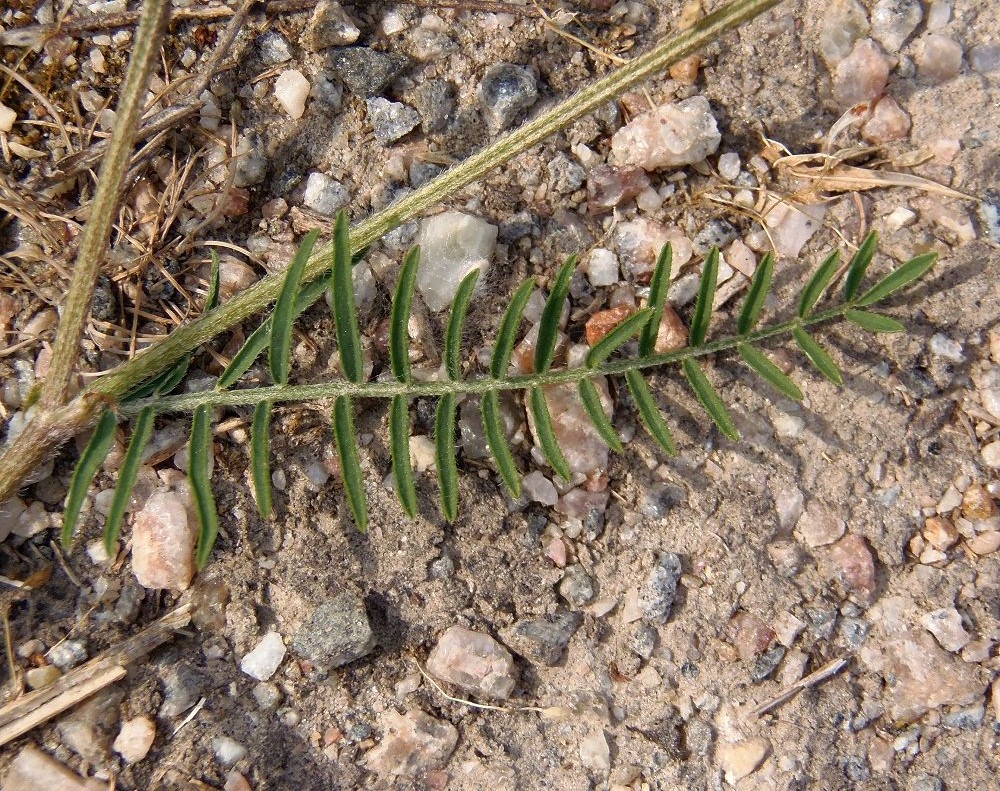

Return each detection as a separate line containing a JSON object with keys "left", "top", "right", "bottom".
{"left": 743, "top": 656, "right": 850, "bottom": 719}
{"left": 0, "top": 602, "right": 192, "bottom": 747}
{"left": 40, "top": 0, "right": 172, "bottom": 410}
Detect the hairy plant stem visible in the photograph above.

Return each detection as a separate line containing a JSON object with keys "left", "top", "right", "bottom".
{"left": 0, "top": 0, "right": 781, "bottom": 502}
{"left": 122, "top": 305, "right": 846, "bottom": 416}
{"left": 40, "top": 0, "right": 171, "bottom": 410}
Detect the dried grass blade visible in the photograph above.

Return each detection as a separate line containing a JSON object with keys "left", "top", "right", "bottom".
{"left": 269, "top": 229, "right": 319, "bottom": 385}
{"left": 62, "top": 409, "right": 117, "bottom": 548}
{"left": 251, "top": 401, "right": 273, "bottom": 520}
{"left": 625, "top": 370, "right": 676, "bottom": 456}
{"left": 332, "top": 211, "right": 364, "bottom": 384}
{"left": 390, "top": 246, "right": 420, "bottom": 382}
{"left": 690, "top": 247, "right": 719, "bottom": 346}
{"left": 586, "top": 309, "right": 652, "bottom": 368}
{"left": 190, "top": 405, "right": 220, "bottom": 568}
{"left": 390, "top": 395, "right": 418, "bottom": 518}
{"left": 738, "top": 343, "right": 803, "bottom": 401}
{"left": 737, "top": 252, "right": 774, "bottom": 335}
{"left": 682, "top": 358, "right": 740, "bottom": 441}
{"left": 529, "top": 386, "right": 572, "bottom": 480}
{"left": 798, "top": 249, "right": 840, "bottom": 318}
{"left": 578, "top": 379, "right": 623, "bottom": 453}
{"left": 535, "top": 256, "right": 577, "bottom": 374}
{"left": 639, "top": 243, "right": 672, "bottom": 356}
{"left": 793, "top": 328, "right": 843, "bottom": 384}
{"left": 333, "top": 395, "right": 368, "bottom": 531}
{"left": 854, "top": 252, "right": 937, "bottom": 307}
{"left": 103, "top": 406, "right": 154, "bottom": 553}
{"left": 445, "top": 269, "right": 480, "bottom": 381}
{"left": 435, "top": 393, "right": 459, "bottom": 521}
{"left": 490, "top": 278, "right": 535, "bottom": 378}
{"left": 843, "top": 231, "right": 878, "bottom": 300}
{"left": 482, "top": 391, "right": 520, "bottom": 497}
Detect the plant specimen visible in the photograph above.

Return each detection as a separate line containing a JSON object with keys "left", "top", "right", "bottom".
{"left": 61, "top": 212, "right": 937, "bottom": 564}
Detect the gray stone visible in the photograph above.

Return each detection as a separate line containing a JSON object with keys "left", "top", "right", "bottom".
{"left": 639, "top": 552, "right": 682, "bottom": 624}
{"left": 409, "top": 79, "right": 456, "bottom": 134}
{"left": 366, "top": 97, "right": 421, "bottom": 145}
{"left": 941, "top": 703, "right": 985, "bottom": 730}
{"left": 47, "top": 639, "right": 87, "bottom": 670}
{"left": 839, "top": 617, "right": 871, "bottom": 648}
{"left": 631, "top": 621, "right": 658, "bottom": 660}
{"left": 871, "top": 0, "right": 923, "bottom": 51}
{"left": 159, "top": 662, "right": 207, "bottom": 718}
{"left": 750, "top": 646, "right": 786, "bottom": 681}
{"left": 57, "top": 687, "right": 124, "bottom": 764}
{"left": 291, "top": 591, "right": 375, "bottom": 670}
{"left": 547, "top": 154, "right": 585, "bottom": 194}
{"left": 479, "top": 63, "right": 538, "bottom": 132}
{"left": 692, "top": 218, "right": 738, "bottom": 255}
{"left": 302, "top": 0, "right": 360, "bottom": 51}
{"left": 500, "top": 612, "right": 583, "bottom": 665}
{"left": 330, "top": 47, "right": 409, "bottom": 97}
{"left": 558, "top": 564, "right": 596, "bottom": 607}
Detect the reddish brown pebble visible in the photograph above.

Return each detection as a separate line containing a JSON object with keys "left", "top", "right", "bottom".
{"left": 861, "top": 95, "right": 911, "bottom": 143}
{"left": 654, "top": 306, "right": 688, "bottom": 353}
{"left": 826, "top": 534, "right": 877, "bottom": 603}
{"left": 922, "top": 516, "right": 959, "bottom": 551}
{"left": 586, "top": 305, "right": 634, "bottom": 346}
{"left": 962, "top": 485, "right": 997, "bottom": 520}
{"left": 669, "top": 55, "right": 701, "bottom": 85}
{"left": 587, "top": 164, "right": 650, "bottom": 212}
{"left": 728, "top": 612, "right": 776, "bottom": 662}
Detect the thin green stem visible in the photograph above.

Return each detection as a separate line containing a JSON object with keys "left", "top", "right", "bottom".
{"left": 40, "top": 0, "right": 170, "bottom": 409}
{"left": 122, "top": 304, "right": 844, "bottom": 417}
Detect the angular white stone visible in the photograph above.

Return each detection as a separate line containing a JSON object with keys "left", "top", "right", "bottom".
{"left": 274, "top": 70, "right": 310, "bottom": 119}
{"left": 239, "top": 631, "right": 286, "bottom": 681}
{"left": 303, "top": 172, "right": 349, "bottom": 215}
{"left": 132, "top": 490, "right": 196, "bottom": 590}
{"left": 611, "top": 96, "right": 721, "bottom": 171}
{"left": 718, "top": 738, "right": 770, "bottom": 784}
{"left": 584, "top": 248, "right": 619, "bottom": 287}
{"left": 415, "top": 212, "right": 497, "bottom": 312}
{"left": 764, "top": 199, "right": 826, "bottom": 258}
{"left": 113, "top": 717, "right": 156, "bottom": 764}
{"left": 365, "top": 709, "right": 458, "bottom": 778}
{"left": 0, "top": 103, "right": 16, "bottom": 133}
{"left": 921, "top": 608, "right": 970, "bottom": 652}
{"left": 579, "top": 730, "right": 611, "bottom": 772}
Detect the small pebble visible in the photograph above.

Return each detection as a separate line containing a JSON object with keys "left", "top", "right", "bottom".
{"left": 579, "top": 730, "right": 611, "bottom": 772}
{"left": 303, "top": 172, "right": 349, "bottom": 215}
{"left": 113, "top": 717, "right": 156, "bottom": 764}
{"left": 302, "top": 0, "right": 360, "bottom": 51}
{"left": 25, "top": 665, "right": 61, "bottom": 689}
{"left": 415, "top": 211, "right": 496, "bottom": 312}
{"left": 479, "top": 63, "right": 538, "bottom": 131}
{"left": 862, "top": 96, "right": 911, "bottom": 143}
{"left": 132, "top": 490, "right": 196, "bottom": 590}
{"left": 871, "top": 0, "right": 923, "bottom": 51}
{"left": 921, "top": 608, "right": 970, "bottom": 652}
{"left": 366, "top": 97, "right": 421, "bottom": 144}
{"left": 47, "top": 639, "right": 87, "bottom": 670}
{"left": 291, "top": 591, "right": 375, "bottom": 670}
{"left": 832, "top": 39, "right": 890, "bottom": 109}
{"left": 917, "top": 35, "right": 963, "bottom": 83}
{"left": 923, "top": 516, "right": 959, "bottom": 550}
{"left": 2, "top": 745, "right": 102, "bottom": 791}
{"left": 365, "top": 710, "right": 458, "bottom": 779}
{"left": 982, "top": 441, "right": 1000, "bottom": 469}
{"left": 584, "top": 248, "right": 619, "bottom": 287}
{"left": 274, "top": 70, "right": 310, "bottom": 119}
{"left": 611, "top": 96, "right": 720, "bottom": 170}
{"left": 825, "top": 534, "right": 877, "bottom": 603}
{"left": 586, "top": 165, "right": 650, "bottom": 212}
{"left": 0, "top": 102, "right": 16, "bottom": 132}
{"left": 929, "top": 333, "right": 965, "bottom": 363}
{"left": 558, "top": 564, "right": 596, "bottom": 607}
{"left": 962, "top": 484, "right": 997, "bottom": 519}
{"left": 639, "top": 552, "right": 682, "bottom": 624}
{"left": 718, "top": 738, "right": 770, "bottom": 784}
{"left": 795, "top": 500, "right": 846, "bottom": 547}
{"left": 330, "top": 47, "right": 410, "bottom": 97}
{"left": 968, "top": 43, "right": 1000, "bottom": 74}
{"left": 213, "top": 736, "right": 247, "bottom": 766}
{"left": 240, "top": 631, "right": 286, "bottom": 681}
{"left": 522, "top": 470, "right": 558, "bottom": 506}
{"left": 500, "top": 612, "right": 582, "bottom": 666}
{"left": 967, "top": 530, "right": 1000, "bottom": 554}
{"left": 729, "top": 612, "right": 776, "bottom": 661}
{"left": 426, "top": 625, "right": 517, "bottom": 700}
{"left": 717, "top": 151, "right": 741, "bottom": 181}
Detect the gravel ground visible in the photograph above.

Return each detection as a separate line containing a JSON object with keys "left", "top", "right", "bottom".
{"left": 1, "top": 0, "right": 999, "bottom": 789}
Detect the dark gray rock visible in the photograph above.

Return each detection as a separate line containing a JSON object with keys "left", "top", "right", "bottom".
{"left": 159, "top": 662, "right": 207, "bottom": 718}
{"left": 631, "top": 621, "right": 658, "bottom": 660}
{"left": 330, "top": 47, "right": 410, "bottom": 97}
{"left": 479, "top": 63, "right": 538, "bottom": 131}
{"left": 409, "top": 79, "right": 456, "bottom": 134}
{"left": 291, "top": 591, "right": 375, "bottom": 670}
{"left": 639, "top": 553, "right": 682, "bottom": 624}
{"left": 750, "top": 646, "right": 786, "bottom": 682}
{"left": 501, "top": 612, "right": 583, "bottom": 665}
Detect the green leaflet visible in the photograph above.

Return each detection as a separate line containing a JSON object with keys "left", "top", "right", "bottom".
{"left": 207, "top": 249, "right": 221, "bottom": 310}
{"left": 738, "top": 343, "right": 803, "bottom": 401}
{"left": 390, "top": 246, "right": 420, "bottom": 383}
{"left": 529, "top": 386, "right": 572, "bottom": 480}
{"left": 639, "top": 243, "right": 672, "bottom": 356}
{"left": 482, "top": 391, "right": 520, "bottom": 497}
{"left": 625, "top": 369, "right": 676, "bottom": 456}
{"left": 125, "top": 351, "right": 191, "bottom": 401}
{"left": 738, "top": 252, "right": 774, "bottom": 335}
{"left": 490, "top": 278, "right": 535, "bottom": 379}
{"left": 578, "top": 378, "right": 623, "bottom": 453}
{"left": 62, "top": 409, "right": 118, "bottom": 548}
{"left": 103, "top": 405, "right": 154, "bottom": 554}
{"left": 190, "top": 405, "right": 220, "bottom": 569}
{"left": 218, "top": 272, "right": 334, "bottom": 390}
{"left": 793, "top": 328, "right": 843, "bottom": 385}
{"left": 854, "top": 252, "right": 937, "bottom": 308}
{"left": 334, "top": 395, "right": 368, "bottom": 531}
{"left": 435, "top": 393, "right": 459, "bottom": 521}
{"left": 690, "top": 247, "right": 719, "bottom": 347}
{"left": 445, "top": 269, "right": 480, "bottom": 381}
{"left": 843, "top": 231, "right": 878, "bottom": 300}
{"left": 390, "top": 395, "right": 418, "bottom": 518}
{"left": 251, "top": 400, "right": 273, "bottom": 520}
{"left": 535, "top": 256, "right": 577, "bottom": 374}
{"left": 844, "top": 309, "right": 905, "bottom": 334}
{"left": 682, "top": 358, "right": 740, "bottom": 442}
{"left": 332, "top": 211, "right": 365, "bottom": 384}
{"left": 798, "top": 249, "right": 840, "bottom": 318}
{"left": 586, "top": 310, "right": 653, "bottom": 368}
{"left": 269, "top": 228, "right": 319, "bottom": 385}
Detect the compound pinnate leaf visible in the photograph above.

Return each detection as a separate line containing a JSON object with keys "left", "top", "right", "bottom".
{"left": 843, "top": 231, "right": 878, "bottom": 300}
{"left": 435, "top": 393, "right": 459, "bottom": 521}
{"left": 639, "top": 243, "right": 672, "bottom": 356}
{"left": 390, "top": 395, "right": 418, "bottom": 518}
{"left": 190, "top": 405, "right": 220, "bottom": 569}
{"left": 103, "top": 406, "right": 154, "bottom": 553}
{"left": 690, "top": 247, "right": 719, "bottom": 346}
{"left": 738, "top": 343, "right": 803, "bottom": 401}
{"left": 586, "top": 309, "right": 652, "bottom": 368}
{"left": 390, "top": 246, "right": 420, "bottom": 382}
